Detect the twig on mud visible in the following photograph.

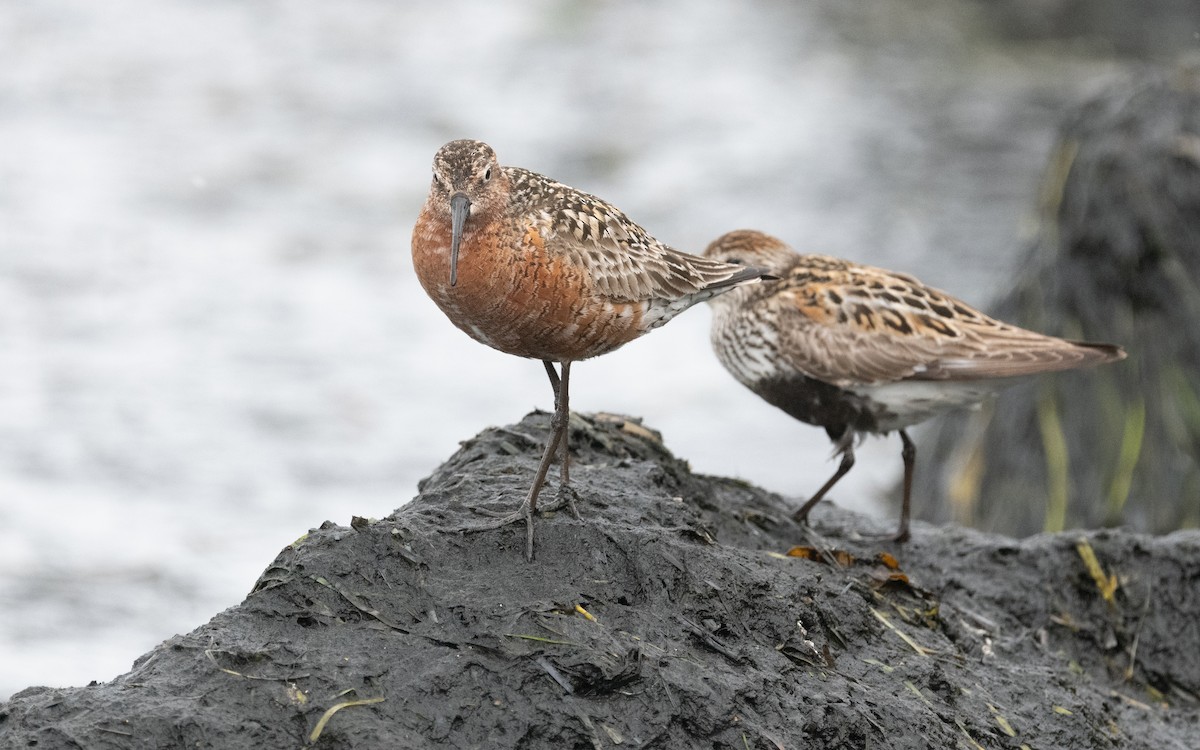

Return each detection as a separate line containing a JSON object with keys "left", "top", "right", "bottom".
{"left": 657, "top": 673, "right": 678, "bottom": 708}
{"left": 598, "top": 722, "right": 625, "bottom": 745}
{"left": 309, "top": 574, "right": 459, "bottom": 649}
{"left": 204, "top": 649, "right": 311, "bottom": 682}
{"left": 869, "top": 607, "right": 933, "bottom": 657}
{"left": 676, "top": 615, "right": 744, "bottom": 665}
{"left": 573, "top": 712, "right": 604, "bottom": 750}
{"left": 96, "top": 727, "right": 134, "bottom": 737}
{"left": 503, "top": 633, "right": 579, "bottom": 646}
{"left": 1125, "top": 579, "right": 1154, "bottom": 681}
{"left": 954, "top": 718, "right": 987, "bottom": 750}
{"left": 311, "top": 575, "right": 410, "bottom": 633}
{"left": 815, "top": 609, "right": 850, "bottom": 651}
{"left": 1109, "top": 690, "right": 1155, "bottom": 711}
{"left": 307, "top": 693, "right": 386, "bottom": 744}
{"left": 987, "top": 703, "right": 1018, "bottom": 738}
{"left": 535, "top": 656, "right": 574, "bottom": 694}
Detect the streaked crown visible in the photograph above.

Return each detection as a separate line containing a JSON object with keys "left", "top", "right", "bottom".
{"left": 703, "top": 230, "right": 799, "bottom": 275}
{"left": 429, "top": 139, "right": 505, "bottom": 214}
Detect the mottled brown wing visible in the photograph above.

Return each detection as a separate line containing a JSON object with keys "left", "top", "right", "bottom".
{"left": 536, "top": 183, "right": 758, "bottom": 302}
{"left": 766, "top": 269, "right": 1123, "bottom": 387}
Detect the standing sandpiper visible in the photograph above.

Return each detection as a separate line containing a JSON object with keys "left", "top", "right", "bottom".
{"left": 702, "top": 229, "right": 1126, "bottom": 542}
{"left": 412, "top": 141, "right": 773, "bottom": 560}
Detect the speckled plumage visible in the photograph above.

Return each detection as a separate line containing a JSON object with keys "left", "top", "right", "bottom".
{"left": 411, "top": 141, "right": 772, "bottom": 559}
{"left": 703, "top": 229, "right": 1126, "bottom": 541}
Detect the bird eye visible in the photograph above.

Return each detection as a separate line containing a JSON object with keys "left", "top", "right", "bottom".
{"left": 483, "top": 166, "right": 493, "bottom": 182}
{"left": 726, "top": 258, "right": 744, "bottom": 265}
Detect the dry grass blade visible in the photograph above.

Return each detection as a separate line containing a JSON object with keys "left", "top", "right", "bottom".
{"left": 203, "top": 649, "right": 309, "bottom": 682}
{"left": 1074, "top": 538, "right": 1119, "bottom": 606}
{"left": 869, "top": 607, "right": 932, "bottom": 657}
{"left": 308, "top": 695, "right": 385, "bottom": 744}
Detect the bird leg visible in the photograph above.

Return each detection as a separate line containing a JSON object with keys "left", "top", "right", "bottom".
{"left": 894, "top": 429, "right": 914, "bottom": 542}
{"left": 844, "top": 430, "right": 916, "bottom": 543}
{"left": 468, "top": 360, "right": 575, "bottom": 561}
{"left": 537, "top": 361, "right": 581, "bottom": 519}
{"left": 793, "top": 445, "right": 855, "bottom": 524}
{"left": 470, "top": 413, "right": 563, "bottom": 560}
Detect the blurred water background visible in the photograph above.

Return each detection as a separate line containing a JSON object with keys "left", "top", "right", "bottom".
{"left": 0, "top": 0, "right": 1192, "bottom": 699}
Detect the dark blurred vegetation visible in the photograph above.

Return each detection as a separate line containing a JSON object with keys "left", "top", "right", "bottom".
{"left": 912, "top": 59, "right": 1200, "bottom": 534}
{"left": 972, "top": 0, "right": 1200, "bottom": 59}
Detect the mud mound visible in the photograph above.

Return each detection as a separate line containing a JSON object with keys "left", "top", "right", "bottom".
{"left": 2, "top": 412, "right": 1197, "bottom": 748}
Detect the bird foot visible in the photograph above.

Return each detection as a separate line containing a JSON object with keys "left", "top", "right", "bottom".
{"left": 539, "top": 484, "right": 581, "bottom": 519}
{"left": 466, "top": 499, "right": 536, "bottom": 561}
{"left": 472, "top": 504, "right": 528, "bottom": 520}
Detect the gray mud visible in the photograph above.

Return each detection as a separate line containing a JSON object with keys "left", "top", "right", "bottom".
{"left": 2, "top": 412, "right": 1198, "bottom": 748}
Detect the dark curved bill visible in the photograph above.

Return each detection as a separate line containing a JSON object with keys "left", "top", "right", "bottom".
{"left": 449, "top": 192, "right": 471, "bottom": 287}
